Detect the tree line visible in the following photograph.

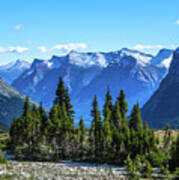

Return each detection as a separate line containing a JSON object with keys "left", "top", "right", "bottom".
{"left": 9, "top": 77, "right": 179, "bottom": 176}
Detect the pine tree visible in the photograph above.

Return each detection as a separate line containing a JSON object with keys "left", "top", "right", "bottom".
{"left": 129, "top": 103, "right": 143, "bottom": 132}
{"left": 21, "top": 97, "right": 33, "bottom": 145}
{"left": 55, "top": 77, "right": 66, "bottom": 106}
{"left": 64, "top": 88, "right": 75, "bottom": 119}
{"left": 163, "top": 124, "right": 172, "bottom": 150}
{"left": 129, "top": 103, "right": 145, "bottom": 155}
{"left": 90, "top": 96, "right": 103, "bottom": 161}
{"left": 23, "top": 96, "right": 31, "bottom": 118}
{"left": 117, "top": 90, "right": 128, "bottom": 120}
{"left": 103, "top": 105, "right": 112, "bottom": 151}
{"left": 77, "top": 117, "right": 86, "bottom": 158}
{"left": 10, "top": 116, "right": 23, "bottom": 146}
{"left": 103, "top": 87, "right": 113, "bottom": 117}
{"left": 112, "top": 100, "right": 122, "bottom": 129}
{"left": 143, "top": 122, "right": 150, "bottom": 153}
{"left": 78, "top": 117, "right": 86, "bottom": 145}
{"left": 48, "top": 104, "right": 61, "bottom": 141}
{"left": 39, "top": 102, "right": 48, "bottom": 135}
{"left": 54, "top": 77, "right": 75, "bottom": 132}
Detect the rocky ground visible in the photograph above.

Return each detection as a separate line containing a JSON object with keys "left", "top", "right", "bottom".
{"left": 0, "top": 161, "right": 126, "bottom": 180}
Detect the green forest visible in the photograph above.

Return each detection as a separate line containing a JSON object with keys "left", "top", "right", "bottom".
{"left": 1, "top": 77, "right": 179, "bottom": 179}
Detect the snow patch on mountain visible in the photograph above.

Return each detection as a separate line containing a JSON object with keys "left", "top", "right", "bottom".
{"left": 68, "top": 51, "right": 108, "bottom": 68}
{"left": 150, "top": 49, "right": 174, "bottom": 69}
{"left": 0, "top": 59, "right": 31, "bottom": 84}
{"left": 119, "top": 48, "right": 153, "bottom": 66}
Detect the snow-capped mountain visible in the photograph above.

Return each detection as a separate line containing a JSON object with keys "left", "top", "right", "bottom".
{"left": 12, "top": 48, "right": 171, "bottom": 125}
{"left": 142, "top": 47, "right": 179, "bottom": 128}
{"left": 0, "top": 60, "right": 31, "bottom": 84}
{"left": 149, "top": 49, "right": 174, "bottom": 69}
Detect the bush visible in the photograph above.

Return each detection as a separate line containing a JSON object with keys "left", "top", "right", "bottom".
{"left": 147, "top": 149, "right": 167, "bottom": 167}
{"left": 174, "top": 168, "right": 179, "bottom": 180}
{"left": 0, "top": 150, "right": 6, "bottom": 163}
{"left": 124, "top": 155, "right": 140, "bottom": 180}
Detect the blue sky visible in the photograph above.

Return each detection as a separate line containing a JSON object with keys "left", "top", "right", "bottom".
{"left": 0, "top": 0, "right": 178, "bottom": 64}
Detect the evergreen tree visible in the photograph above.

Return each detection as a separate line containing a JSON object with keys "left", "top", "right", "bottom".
{"left": 39, "top": 102, "right": 48, "bottom": 135}
{"left": 77, "top": 117, "right": 86, "bottom": 158}
{"left": 78, "top": 117, "right": 86, "bottom": 145}
{"left": 64, "top": 88, "right": 75, "bottom": 119}
{"left": 117, "top": 90, "right": 128, "bottom": 120}
{"left": 129, "top": 103, "right": 143, "bottom": 132}
{"left": 54, "top": 77, "right": 75, "bottom": 132}
{"left": 143, "top": 122, "right": 150, "bottom": 153}
{"left": 163, "top": 124, "right": 172, "bottom": 150}
{"left": 103, "top": 105, "right": 112, "bottom": 151}
{"left": 90, "top": 96, "right": 103, "bottom": 161}
{"left": 31, "top": 104, "right": 41, "bottom": 141}
{"left": 55, "top": 77, "right": 66, "bottom": 106}
{"left": 112, "top": 100, "right": 122, "bottom": 129}
{"left": 23, "top": 96, "right": 31, "bottom": 118}
{"left": 10, "top": 116, "right": 23, "bottom": 146}
{"left": 103, "top": 87, "right": 113, "bottom": 117}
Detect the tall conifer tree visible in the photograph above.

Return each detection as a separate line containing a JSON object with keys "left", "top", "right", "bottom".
{"left": 129, "top": 103, "right": 143, "bottom": 132}
{"left": 103, "top": 105, "right": 112, "bottom": 151}
{"left": 103, "top": 87, "right": 113, "bottom": 117}
{"left": 55, "top": 77, "right": 66, "bottom": 106}
{"left": 117, "top": 90, "right": 128, "bottom": 120}
{"left": 90, "top": 96, "right": 103, "bottom": 160}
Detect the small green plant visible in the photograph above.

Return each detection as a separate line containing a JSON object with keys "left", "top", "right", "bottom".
{"left": 174, "top": 168, "right": 179, "bottom": 180}
{"left": 124, "top": 155, "right": 140, "bottom": 180}
{"left": 0, "top": 150, "right": 6, "bottom": 163}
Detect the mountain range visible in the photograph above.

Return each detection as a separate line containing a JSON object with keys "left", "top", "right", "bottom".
{"left": 9, "top": 48, "right": 173, "bottom": 126}
{"left": 0, "top": 47, "right": 176, "bottom": 128}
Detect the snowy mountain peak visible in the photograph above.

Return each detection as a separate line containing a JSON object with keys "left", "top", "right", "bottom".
{"left": 67, "top": 51, "right": 107, "bottom": 68}
{"left": 0, "top": 59, "right": 30, "bottom": 70}
{"left": 0, "top": 59, "right": 31, "bottom": 84}
{"left": 31, "top": 58, "right": 46, "bottom": 68}
{"left": 119, "top": 48, "right": 153, "bottom": 65}
{"left": 13, "top": 59, "right": 31, "bottom": 69}
{"left": 150, "top": 48, "right": 174, "bottom": 69}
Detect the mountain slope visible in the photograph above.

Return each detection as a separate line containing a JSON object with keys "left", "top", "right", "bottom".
{"left": 0, "top": 77, "right": 35, "bottom": 126}
{"left": 0, "top": 60, "right": 31, "bottom": 84}
{"left": 142, "top": 47, "right": 179, "bottom": 129}
{"left": 76, "top": 55, "right": 166, "bottom": 121}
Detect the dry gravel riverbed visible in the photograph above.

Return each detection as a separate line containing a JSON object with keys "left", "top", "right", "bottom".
{"left": 0, "top": 161, "right": 126, "bottom": 180}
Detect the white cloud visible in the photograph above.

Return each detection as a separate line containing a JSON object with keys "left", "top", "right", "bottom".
{"left": 0, "top": 46, "right": 28, "bottom": 53}
{"left": 37, "top": 46, "right": 47, "bottom": 53}
{"left": 15, "top": 24, "right": 24, "bottom": 30}
{"left": 176, "top": 20, "right": 179, "bottom": 25}
{"left": 132, "top": 44, "right": 163, "bottom": 50}
{"left": 51, "top": 43, "right": 88, "bottom": 52}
